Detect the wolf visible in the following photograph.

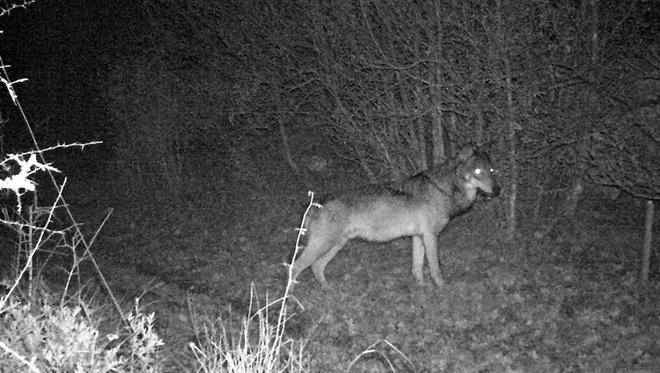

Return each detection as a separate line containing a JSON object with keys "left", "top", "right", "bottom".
{"left": 290, "top": 146, "right": 500, "bottom": 288}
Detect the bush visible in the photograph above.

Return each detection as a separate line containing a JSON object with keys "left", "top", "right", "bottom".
{"left": 0, "top": 296, "right": 162, "bottom": 373}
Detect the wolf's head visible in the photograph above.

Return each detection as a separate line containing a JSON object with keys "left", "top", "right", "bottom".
{"left": 456, "top": 147, "right": 500, "bottom": 198}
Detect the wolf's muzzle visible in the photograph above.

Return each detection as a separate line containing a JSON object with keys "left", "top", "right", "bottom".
{"left": 480, "top": 182, "right": 501, "bottom": 198}
{"left": 491, "top": 182, "right": 501, "bottom": 197}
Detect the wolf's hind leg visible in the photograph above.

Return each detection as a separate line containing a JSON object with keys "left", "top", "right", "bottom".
{"left": 291, "top": 239, "right": 325, "bottom": 284}
{"left": 311, "top": 237, "right": 348, "bottom": 288}
{"left": 411, "top": 236, "right": 425, "bottom": 285}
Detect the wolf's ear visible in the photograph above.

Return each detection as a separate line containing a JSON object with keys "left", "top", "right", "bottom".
{"left": 457, "top": 146, "right": 475, "bottom": 162}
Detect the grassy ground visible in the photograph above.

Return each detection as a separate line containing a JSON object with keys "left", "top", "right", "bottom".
{"left": 68, "top": 161, "right": 659, "bottom": 372}
{"left": 5, "top": 146, "right": 658, "bottom": 372}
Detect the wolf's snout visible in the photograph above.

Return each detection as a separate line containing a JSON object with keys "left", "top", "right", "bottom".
{"left": 482, "top": 182, "right": 500, "bottom": 198}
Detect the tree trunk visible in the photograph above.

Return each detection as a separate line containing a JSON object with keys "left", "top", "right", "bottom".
{"left": 278, "top": 120, "right": 300, "bottom": 174}
{"left": 494, "top": 0, "right": 518, "bottom": 241}
{"left": 562, "top": 176, "right": 584, "bottom": 219}
{"left": 639, "top": 200, "right": 654, "bottom": 283}
{"left": 474, "top": 107, "right": 485, "bottom": 146}
{"left": 431, "top": 117, "right": 446, "bottom": 167}
{"left": 431, "top": 1, "right": 446, "bottom": 167}
{"left": 417, "top": 113, "right": 429, "bottom": 170}
{"left": 505, "top": 71, "right": 518, "bottom": 242}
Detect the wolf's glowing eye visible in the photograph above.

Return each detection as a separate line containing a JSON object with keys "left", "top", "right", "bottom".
{"left": 474, "top": 168, "right": 482, "bottom": 175}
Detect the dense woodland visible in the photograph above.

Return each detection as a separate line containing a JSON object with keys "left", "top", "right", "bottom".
{"left": 112, "top": 0, "right": 659, "bottom": 223}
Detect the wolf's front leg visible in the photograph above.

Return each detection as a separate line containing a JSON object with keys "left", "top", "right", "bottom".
{"left": 422, "top": 232, "right": 444, "bottom": 287}
{"left": 411, "top": 236, "right": 425, "bottom": 285}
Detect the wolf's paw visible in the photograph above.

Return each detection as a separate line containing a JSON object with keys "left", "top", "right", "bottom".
{"left": 432, "top": 276, "right": 445, "bottom": 287}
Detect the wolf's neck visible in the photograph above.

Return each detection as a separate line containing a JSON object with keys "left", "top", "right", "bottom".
{"left": 449, "top": 180, "right": 477, "bottom": 216}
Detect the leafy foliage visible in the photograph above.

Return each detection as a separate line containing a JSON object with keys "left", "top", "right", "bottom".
{"left": 0, "top": 297, "right": 162, "bottom": 373}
